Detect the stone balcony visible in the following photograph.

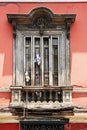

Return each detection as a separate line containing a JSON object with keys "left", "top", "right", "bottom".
{"left": 10, "top": 86, "right": 73, "bottom": 113}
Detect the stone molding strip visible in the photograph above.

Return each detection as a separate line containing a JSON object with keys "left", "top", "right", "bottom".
{"left": 0, "top": 87, "right": 87, "bottom": 92}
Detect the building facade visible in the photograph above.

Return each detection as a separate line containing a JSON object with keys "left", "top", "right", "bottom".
{"left": 0, "top": 1, "right": 87, "bottom": 130}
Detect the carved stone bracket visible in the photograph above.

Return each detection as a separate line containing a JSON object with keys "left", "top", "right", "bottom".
{"left": 66, "top": 19, "right": 73, "bottom": 40}
{"left": 12, "top": 20, "right": 16, "bottom": 38}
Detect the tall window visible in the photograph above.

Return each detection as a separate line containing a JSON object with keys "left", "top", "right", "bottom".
{"left": 24, "top": 36, "right": 60, "bottom": 86}
{"left": 7, "top": 7, "right": 76, "bottom": 88}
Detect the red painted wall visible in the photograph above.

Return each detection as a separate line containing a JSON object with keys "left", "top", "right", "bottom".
{"left": 0, "top": 2, "right": 87, "bottom": 111}
{"left": 65, "top": 123, "right": 87, "bottom": 130}
{"left": 0, "top": 123, "right": 19, "bottom": 130}
{"left": 0, "top": 123, "right": 87, "bottom": 130}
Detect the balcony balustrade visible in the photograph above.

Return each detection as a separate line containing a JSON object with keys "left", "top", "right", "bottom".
{"left": 10, "top": 86, "right": 73, "bottom": 111}
{"left": 21, "top": 88, "right": 62, "bottom": 103}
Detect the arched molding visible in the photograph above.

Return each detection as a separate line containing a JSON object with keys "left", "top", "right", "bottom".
{"left": 7, "top": 7, "right": 76, "bottom": 38}
{"left": 29, "top": 7, "right": 54, "bottom": 18}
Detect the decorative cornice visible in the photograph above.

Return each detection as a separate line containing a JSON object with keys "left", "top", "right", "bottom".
{"left": 7, "top": 7, "right": 76, "bottom": 37}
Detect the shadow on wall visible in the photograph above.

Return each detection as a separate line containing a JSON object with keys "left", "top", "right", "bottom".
{"left": 0, "top": 92, "right": 11, "bottom": 108}
{"left": 72, "top": 90, "right": 87, "bottom": 108}
{"left": 70, "top": 13, "right": 87, "bottom": 87}
{"left": 0, "top": 53, "right": 12, "bottom": 87}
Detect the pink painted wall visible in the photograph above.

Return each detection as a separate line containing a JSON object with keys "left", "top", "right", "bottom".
{"left": 0, "top": 92, "right": 11, "bottom": 108}
{"left": 0, "top": 2, "right": 87, "bottom": 107}
{"left": 72, "top": 92, "right": 87, "bottom": 107}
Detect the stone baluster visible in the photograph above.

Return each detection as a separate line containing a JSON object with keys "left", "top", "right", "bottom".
{"left": 26, "top": 91, "right": 28, "bottom": 102}
{"left": 55, "top": 91, "right": 58, "bottom": 101}
{"left": 32, "top": 92, "right": 34, "bottom": 101}
{"left": 49, "top": 91, "right": 52, "bottom": 101}
{"left": 39, "top": 91, "right": 42, "bottom": 101}
{"left": 37, "top": 91, "right": 41, "bottom": 101}
{"left": 43, "top": 91, "right": 46, "bottom": 101}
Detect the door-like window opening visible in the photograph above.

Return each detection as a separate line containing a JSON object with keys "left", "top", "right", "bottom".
{"left": 25, "top": 37, "right": 31, "bottom": 86}
{"left": 24, "top": 35, "right": 60, "bottom": 87}
{"left": 52, "top": 37, "right": 58, "bottom": 86}
{"left": 43, "top": 37, "right": 49, "bottom": 85}
{"left": 34, "top": 37, "right": 41, "bottom": 86}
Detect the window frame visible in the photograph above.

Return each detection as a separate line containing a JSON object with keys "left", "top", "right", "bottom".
{"left": 7, "top": 7, "right": 76, "bottom": 88}
{"left": 13, "top": 29, "right": 70, "bottom": 87}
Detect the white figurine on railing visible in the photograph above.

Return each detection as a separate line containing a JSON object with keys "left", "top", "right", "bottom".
{"left": 34, "top": 54, "right": 40, "bottom": 65}
{"left": 25, "top": 71, "right": 30, "bottom": 82}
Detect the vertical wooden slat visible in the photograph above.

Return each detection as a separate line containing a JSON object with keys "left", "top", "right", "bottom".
{"left": 41, "top": 36, "right": 44, "bottom": 86}
{"left": 58, "top": 36, "right": 60, "bottom": 86}
{"left": 24, "top": 36, "right": 32, "bottom": 86}
{"left": 24, "top": 37, "right": 26, "bottom": 86}
{"left": 43, "top": 37, "right": 49, "bottom": 85}
{"left": 58, "top": 34, "right": 61, "bottom": 86}
{"left": 31, "top": 36, "right": 33, "bottom": 86}
{"left": 32, "top": 36, "right": 35, "bottom": 86}
{"left": 52, "top": 37, "right": 58, "bottom": 85}
{"left": 15, "top": 31, "right": 24, "bottom": 85}
{"left": 49, "top": 36, "right": 53, "bottom": 86}
{"left": 34, "top": 37, "right": 41, "bottom": 86}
